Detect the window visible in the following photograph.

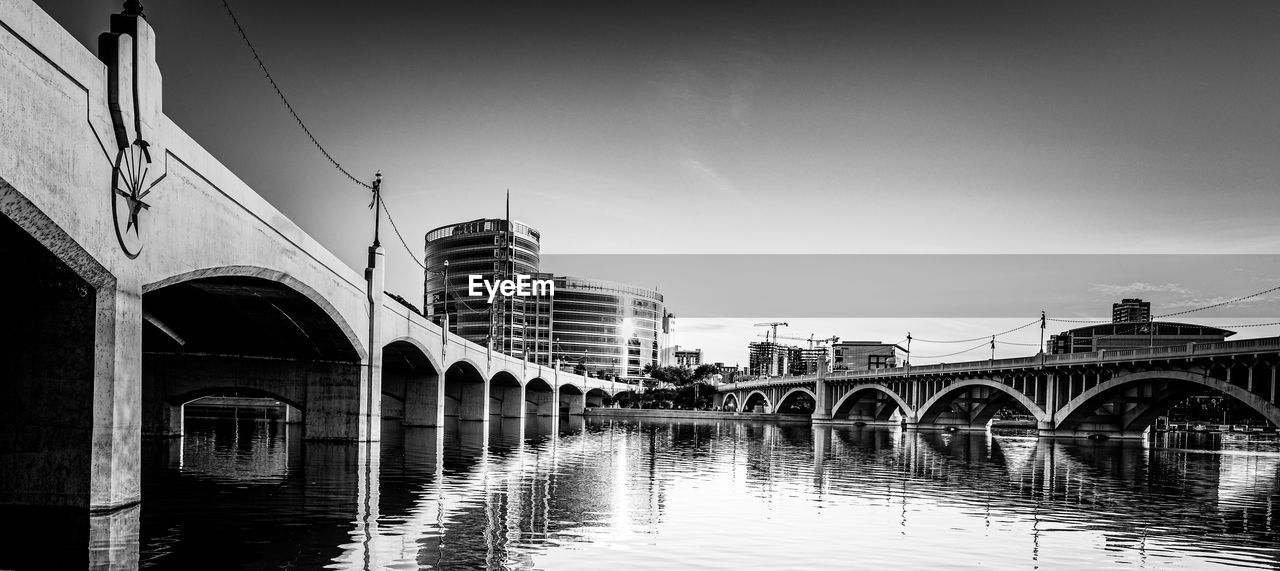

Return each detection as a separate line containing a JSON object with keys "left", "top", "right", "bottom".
{"left": 868, "top": 355, "right": 890, "bottom": 369}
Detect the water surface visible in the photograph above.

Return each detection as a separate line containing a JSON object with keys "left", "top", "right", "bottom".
{"left": 116, "top": 417, "right": 1280, "bottom": 569}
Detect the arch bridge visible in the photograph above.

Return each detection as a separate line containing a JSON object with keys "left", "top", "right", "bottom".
{"left": 0, "top": 1, "right": 624, "bottom": 514}
{"left": 719, "top": 338, "right": 1280, "bottom": 440}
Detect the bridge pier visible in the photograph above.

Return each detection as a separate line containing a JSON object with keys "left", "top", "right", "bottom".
{"left": 560, "top": 387, "right": 586, "bottom": 416}
{"left": 491, "top": 379, "right": 524, "bottom": 419}
{"left": 525, "top": 379, "right": 556, "bottom": 416}
{"left": 1, "top": 195, "right": 142, "bottom": 512}
{"left": 141, "top": 398, "right": 183, "bottom": 438}
{"left": 812, "top": 378, "right": 832, "bottom": 422}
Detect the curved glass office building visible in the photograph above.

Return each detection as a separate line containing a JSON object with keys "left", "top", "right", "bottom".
{"left": 424, "top": 218, "right": 669, "bottom": 378}
{"left": 552, "top": 276, "right": 667, "bottom": 379}
{"left": 424, "top": 218, "right": 552, "bottom": 364}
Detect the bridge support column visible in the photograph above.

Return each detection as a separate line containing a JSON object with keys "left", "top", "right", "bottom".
{"left": 403, "top": 374, "right": 444, "bottom": 427}
{"left": 456, "top": 381, "right": 489, "bottom": 421}
{"left": 359, "top": 245, "right": 385, "bottom": 442}
{"left": 0, "top": 189, "right": 144, "bottom": 511}
{"left": 1038, "top": 372, "right": 1058, "bottom": 438}
{"left": 493, "top": 383, "right": 524, "bottom": 419}
{"left": 141, "top": 399, "right": 183, "bottom": 438}
{"left": 561, "top": 391, "right": 586, "bottom": 415}
{"left": 812, "top": 364, "right": 832, "bottom": 422}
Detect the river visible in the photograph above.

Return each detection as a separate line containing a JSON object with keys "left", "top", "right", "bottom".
{"left": 101, "top": 416, "right": 1280, "bottom": 568}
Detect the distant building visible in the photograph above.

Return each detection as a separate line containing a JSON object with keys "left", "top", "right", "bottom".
{"left": 674, "top": 348, "right": 703, "bottom": 368}
{"left": 712, "top": 362, "right": 740, "bottom": 381}
{"left": 798, "top": 347, "right": 828, "bottom": 374}
{"left": 832, "top": 341, "right": 900, "bottom": 372}
{"left": 1112, "top": 298, "right": 1152, "bottom": 323}
{"left": 748, "top": 342, "right": 806, "bottom": 376}
{"left": 1048, "top": 322, "right": 1234, "bottom": 354}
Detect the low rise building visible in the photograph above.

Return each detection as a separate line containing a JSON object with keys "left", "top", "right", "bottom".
{"left": 832, "top": 341, "right": 901, "bottom": 372}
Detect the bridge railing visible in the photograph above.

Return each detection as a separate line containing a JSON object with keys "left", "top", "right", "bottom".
{"left": 718, "top": 336, "right": 1280, "bottom": 391}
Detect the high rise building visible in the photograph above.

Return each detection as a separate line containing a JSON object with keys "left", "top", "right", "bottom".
{"left": 552, "top": 276, "right": 667, "bottom": 379}
{"left": 1112, "top": 298, "right": 1152, "bottom": 323}
{"left": 748, "top": 342, "right": 805, "bottom": 376}
{"left": 425, "top": 214, "right": 669, "bottom": 378}
{"left": 424, "top": 218, "right": 552, "bottom": 365}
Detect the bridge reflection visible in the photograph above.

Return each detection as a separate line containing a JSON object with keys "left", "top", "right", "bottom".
{"left": 54, "top": 417, "right": 1280, "bottom": 569}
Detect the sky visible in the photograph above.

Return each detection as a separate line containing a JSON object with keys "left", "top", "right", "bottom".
{"left": 34, "top": 0, "right": 1280, "bottom": 364}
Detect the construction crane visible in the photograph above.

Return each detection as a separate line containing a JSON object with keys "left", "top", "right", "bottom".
{"left": 753, "top": 322, "right": 788, "bottom": 343}
{"left": 757, "top": 332, "right": 839, "bottom": 350}
{"left": 813, "top": 335, "right": 840, "bottom": 348}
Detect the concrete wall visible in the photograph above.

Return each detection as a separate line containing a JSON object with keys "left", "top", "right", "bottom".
{"left": 0, "top": 0, "right": 622, "bottom": 512}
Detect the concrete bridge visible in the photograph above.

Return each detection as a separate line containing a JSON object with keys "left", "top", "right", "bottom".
{"left": 0, "top": 0, "right": 624, "bottom": 515}
{"left": 718, "top": 337, "right": 1280, "bottom": 439}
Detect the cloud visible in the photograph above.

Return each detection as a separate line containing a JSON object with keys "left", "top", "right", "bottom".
{"left": 1161, "top": 294, "right": 1278, "bottom": 309}
{"left": 1089, "top": 282, "right": 1195, "bottom": 297}
{"left": 677, "top": 155, "right": 742, "bottom": 199}
{"left": 674, "top": 321, "right": 729, "bottom": 333}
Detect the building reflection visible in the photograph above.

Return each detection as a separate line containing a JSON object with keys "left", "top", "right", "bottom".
{"left": 73, "top": 416, "right": 1280, "bottom": 569}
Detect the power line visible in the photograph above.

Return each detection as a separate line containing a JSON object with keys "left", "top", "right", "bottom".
{"left": 1155, "top": 284, "right": 1280, "bottom": 319}
{"left": 911, "top": 319, "right": 1040, "bottom": 344}
{"left": 378, "top": 194, "right": 426, "bottom": 270}
{"left": 223, "top": 0, "right": 430, "bottom": 271}
{"left": 996, "top": 340, "right": 1043, "bottom": 347}
{"left": 910, "top": 340, "right": 991, "bottom": 360}
{"left": 221, "top": 0, "right": 372, "bottom": 192}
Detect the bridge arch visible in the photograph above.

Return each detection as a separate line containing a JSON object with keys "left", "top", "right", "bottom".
{"left": 558, "top": 383, "right": 586, "bottom": 415}
{"left": 743, "top": 390, "right": 772, "bottom": 413}
{"left": 140, "top": 266, "right": 369, "bottom": 440}
{"left": 916, "top": 379, "right": 1048, "bottom": 428}
{"left": 831, "top": 384, "right": 913, "bottom": 423}
{"left": 382, "top": 338, "right": 442, "bottom": 426}
{"left": 490, "top": 370, "right": 524, "bottom": 419}
{"left": 586, "top": 388, "right": 609, "bottom": 408}
{"left": 143, "top": 265, "right": 366, "bottom": 360}
{"left": 721, "top": 392, "right": 741, "bottom": 412}
{"left": 444, "top": 358, "right": 488, "bottom": 421}
{"left": 776, "top": 387, "right": 817, "bottom": 414}
{"left": 525, "top": 377, "right": 556, "bottom": 416}
{"left": 1054, "top": 369, "right": 1280, "bottom": 436}
{"left": 170, "top": 386, "right": 304, "bottom": 411}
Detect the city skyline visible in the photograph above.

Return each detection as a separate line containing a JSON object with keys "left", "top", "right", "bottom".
{"left": 7, "top": 2, "right": 1280, "bottom": 568}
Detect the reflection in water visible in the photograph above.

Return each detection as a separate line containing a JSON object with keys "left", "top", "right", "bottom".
{"left": 102, "top": 418, "right": 1280, "bottom": 569}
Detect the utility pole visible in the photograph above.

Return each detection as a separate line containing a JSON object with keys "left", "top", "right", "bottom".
{"left": 990, "top": 336, "right": 996, "bottom": 360}
{"left": 1040, "top": 310, "right": 1046, "bottom": 353}
{"left": 368, "top": 171, "right": 382, "bottom": 247}
{"left": 441, "top": 260, "right": 449, "bottom": 352}
{"left": 363, "top": 170, "right": 385, "bottom": 443}
{"left": 905, "top": 332, "right": 912, "bottom": 366}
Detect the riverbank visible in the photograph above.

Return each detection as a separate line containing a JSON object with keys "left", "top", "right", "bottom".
{"left": 584, "top": 408, "right": 813, "bottom": 423}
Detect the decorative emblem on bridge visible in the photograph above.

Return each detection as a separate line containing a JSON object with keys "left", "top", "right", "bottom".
{"left": 100, "top": 2, "right": 165, "bottom": 259}
{"left": 111, "top": 138, "right": 159, "bottom": 258}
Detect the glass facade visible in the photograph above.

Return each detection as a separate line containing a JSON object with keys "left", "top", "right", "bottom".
{"left": 551, "top": 276, "right": 667, "bottom": 379}
{"left": 423, "top": 220, "right": 668, "bottom": 376}
{"left": 424, "top": 219, "right": 552, "bottom": 365}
